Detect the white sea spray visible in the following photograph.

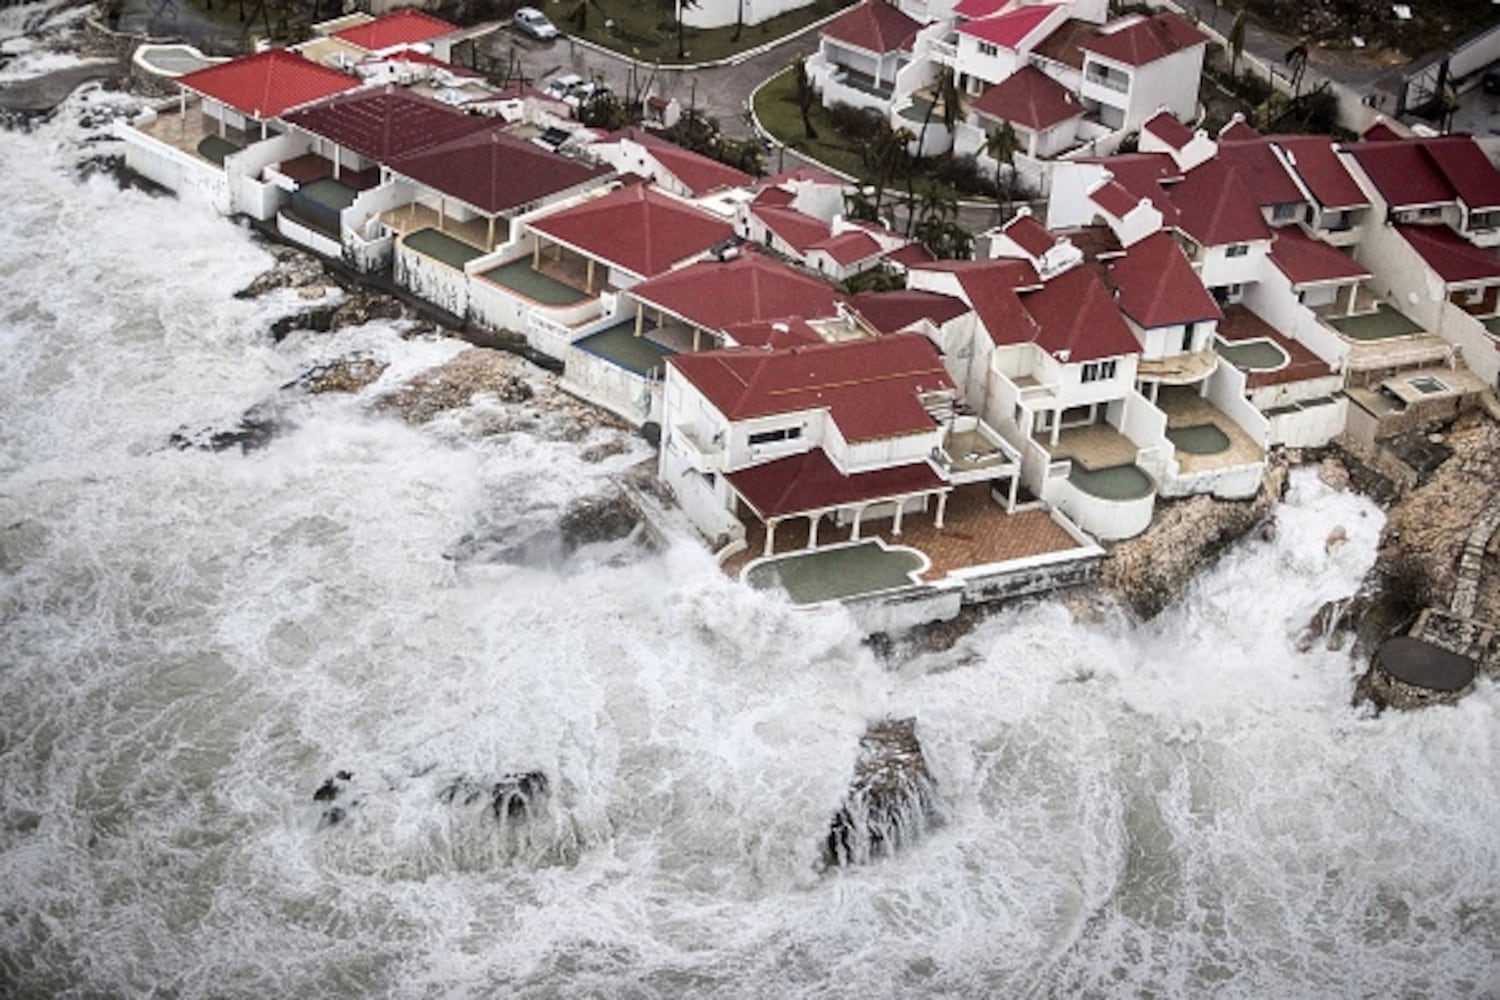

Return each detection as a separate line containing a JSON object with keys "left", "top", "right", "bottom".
{"left": 1, "top": 84, "right": 1498, "bottom": 999}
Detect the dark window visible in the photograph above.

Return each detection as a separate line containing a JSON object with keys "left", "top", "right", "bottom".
{"left": 749, "top": 427, "right": 802, "bottom": 446}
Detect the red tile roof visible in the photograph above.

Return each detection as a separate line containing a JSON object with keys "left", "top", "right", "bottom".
{"left": 851, "top": 289, "right": 970, "bottom": 333}
{"left": 752, "top": 186, "right": 795, "bottom": 210}
{"left": 719, "top": 318, "right": 825, "bottom": 349}
{"left": 621, "top": 128, "right": 754, "bottom": 196}
{"left": 1424, "top": 135, "right": 1500, "bottom": 212}
{"left": 1218, "top": 136, "right": 1304, "bottom": 207}
{"left": 333, "top": 10, "right": 456, "bottom": 51}
{"left": 1091, "top": 179, "right": 1146, "bottom": 218}
{"left": 884, "top": 242, "right": 938, "bottom": 268}
{"left": 528, "top": 183, "right": 734, "bottom": 278}
{"left": 1218, "top": 117, "right": 1259, "bottom": 142}
{"left": 952, "top": 0, "right": 1011, "bottom": 18}
{"left": 1143, "top": 110, "right": 1194, "bottom": 149}
{"left": 1106, "top": 231, "right": 1221, "bottom": 328}
{"left": 809, "top": 230, "right": 884, "bottom": 266}
{"left": 1082, "top": 12, "right": 1206, "bottom": 67}
{"left": 1267, "top": 227, "right": 1371, "bottom": 286}
{"left": 971, "top": 65, "right": 1081, "bottom": 131}
{"left": 282, "top": 86, "right": 493, "bottom": 162}
{"left": 1398, "top": 224, "right": 1500, "bottom": 284}
{"left": 756, "top": 205, "right": 834, "bottom": 253}
{"left": 958, "top": 4, "right": 1060, "bottom": 49}
{"left": 1169, "top": 159, "right": 1271, "bottom": 247}
{"left": 388, "top": 128, "right": 611, "bottom": 215}
{"left": 1271, "top": 136, "right": 1368, "bottom": 210}
{"left": 822, "top": 0, "right": 921, "bottom": 53}
{"left": 1021, "top": 263, "right": 1141, "bottom": 361}
{"left": 669, "top": 333, "right": 952, "bottom": 442}
{"left": 1343, "top": 140, "right": 1455, "bottom": 209}
{"left": 630, "top": 251, "right": 842, "bottom": 333}
{"left": 999, "top": 212, "right": 1056, "bottom": 257}
{"left": 1362, "top": 120, "right": 1405, "bottom": 142}
{"left": 1030, "top": 17, "right": 1097, "bottom": 69}
{"left": 728, "top": 448, "right": 946, "bottom": 518}
{"left": 177, "top": 49, "right": 359, "bottom": 121}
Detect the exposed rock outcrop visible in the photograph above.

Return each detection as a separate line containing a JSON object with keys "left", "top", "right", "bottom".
{"left": 287, "top": 356, "right": 389, "bottom": 395}
{"left": 375, "top": 348, "right": 536, "bottom": 424}
{"left": 169, "top": 401, "right": 286, "bottom": 453}
{"left": 557, "top": 492, "right": 641, "bottom": 552}
{"left": 1103, "top": 458, "right": 1289, "bottom": 620}
{"left": 439, "top": 771, "right": 550, "bottom": 822}
{"left": 824, "top": 718, "right": 941, "bottom": 868}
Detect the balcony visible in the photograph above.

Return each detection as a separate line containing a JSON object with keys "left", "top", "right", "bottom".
{"left": 931, "top": 415, "right": 1018, "bottom": 485}
{"left": 1084, "top": 69, "right": 1129, "bottom": 94}
{"left": 672, "top": 422, "right": 725, "bottom": 473}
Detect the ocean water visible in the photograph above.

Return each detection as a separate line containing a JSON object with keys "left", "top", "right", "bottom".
{"left": 3, "top": 72, "right": 1500, "bottom": 1000}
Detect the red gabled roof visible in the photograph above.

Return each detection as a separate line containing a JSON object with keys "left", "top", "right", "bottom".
{"left": 1362, "top": 120, "right": 1405, "bottom": 142}
{"left": 719, "top": 318, "right": 825, "bottom": 349}
{"left": 1091, "top": 179, "right": 1146, "bottom": 218}
{"left": 669, "top": 333, "right": 952, "bottom": 442}
{"left": 1217, "top": 136, "right": 1305, "bottom": 208}
{"left": 808, "top": 230, "right": 884, "bottom": 266}
{"left": 971, "top": 65, "right": 1081, "bottom": 131}
{"left": 1022, "top": 263, "right": 1140, "bottom": 361}
{"left": 884, "top": 241, "right": 938, "bottom": 268}
{"left": 755, "top": 205, "right": 833, "bottom": 253}
{"left": 1343, "top": 140, "right": 1455, "bottom": 209}
{"left": 822, "top": 0, "right": 921, "bottom": 54}
{"left": 1082, "top": 12, "right": 1206, "bottom": 67}
{"left": 1030, "top": 16, "right": 1097, "bottom": 69}
{"left": 999, "top": 211, "right": 1056, "bottom": 257}
{"left": 1267, "top": 227, "right": 1371, "bottom": 286}
{"left": 388, "top": 128, "right": 611, "bottom": 215}
{"left": 1143, "top": 109, "right": 1194, "bottom": 149}
{"left": 1398, "top": 224, "right": 1500, "bottom": 284}
{"left": 1169, "top": 159, "right": 1271, "bottom": 247}
{"left": 282, "top": 86, "right": 493, "bottom": 162}
{"left": 752, "top": 186, "right": 796, "bottom": 210}
{"left": 528, "top": 183, "right": 733, "bottom": 278}
{"left": 958, "top": 4, "right": 1060, "bottom": 49}
{"left": 333, "top": 10, "right": 455, "bottom": 51}
{"left": 630, "top": 251, "right": 842, "bottom": 333}
{"left": 177, "top": 49, "right": 359, "bottom": 121}
{"left": 622, "top": 128, "right": 754, "bottom": 196}
{"left": 1106, "top": 231, "right": 1221, "bottom": 328}
{"left": 1272, "top": 136, "right": 1368, "bottom": 210}
{"left": 1424, "top": 135, "right": 1500, "bottom": 212}
{"left": 851, "top": 289, "right": 970, "bottom": 334}
{"left": 952, "top": 0, "right": 1011, "bottom": 18}
{"left": 728, "top": 448, "right": 945, "bottom": 518}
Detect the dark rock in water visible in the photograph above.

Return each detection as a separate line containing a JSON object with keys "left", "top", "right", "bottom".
{"left": 270, "top": 305, "right": 338, "bottom": 342}
{"left": 440, "top": 771, "right": 549, "bottom": 822}
{"left": 313, "top": 770, "right": 358, "bottom": 826}
{"left": 1355, "top": 634, "right": 1479, "bottom": 711}
{"left": 638, "top": 421, "right": 661, "bottom": 448}
{"left": 170, "top": 402, "right": 286, "bottom": 454}
{"left": 824, "top": 718, "right": 940, "bottom": 868}
{"left": 557, "top": 493, "right": 640, "bottom": 553}
{"left": 286, "top": 356, "right": 389, "bottom": 395}
{"left": 492, "top": 771, "right": 548, "bottom": 821}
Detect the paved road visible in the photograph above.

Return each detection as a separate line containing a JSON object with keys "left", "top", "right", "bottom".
{"left": 487, "top": 26, "right": 820, "bottom": 140}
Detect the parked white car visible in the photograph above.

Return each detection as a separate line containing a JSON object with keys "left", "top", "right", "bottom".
{"left": 565, "top": 80, "right": 610, "bottom": 110}
{"left": 542, "top": 73, "right": 583, "bottom": 102}
{"left": 512, "top": 6, "right": 558, "bottom": 40}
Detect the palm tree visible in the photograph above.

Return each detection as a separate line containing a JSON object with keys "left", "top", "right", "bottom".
{"left": 793, "top": 56, "right": 818, "bottom": 140}
{"left": 677, "top": 0, "right": 699, "bottom": 60}
{"left": 1228, "top": 10, "right": 1247, "bottom": 82}
{"left": 1285, "top": 39, "right": 1309, "bottom": 98}
{"left": 983, "top": 121, "right": 1019, "bottom": 223}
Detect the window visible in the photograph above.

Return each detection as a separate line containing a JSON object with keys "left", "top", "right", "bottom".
{"left": 1272, "top": 202, "right": 1299, "bottom": 222}
{"left": 1225, "top": 243, "right": 1250, "bottom": 257}
{"left": 978, "top": 41, "right": 998, "bottom": 57}
{"left": 749, "top": 427, "right": 802, "bottom": 446}
{"left": 1181, "top": 322, "right": 1196, "bottom": 352}
{"left": 1081, "top": 359, "right": 1117, "bottom": 382}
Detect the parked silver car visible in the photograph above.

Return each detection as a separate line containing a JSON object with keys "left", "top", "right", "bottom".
{"left": 512, "top": 6, "right": 558, "bottom": 41}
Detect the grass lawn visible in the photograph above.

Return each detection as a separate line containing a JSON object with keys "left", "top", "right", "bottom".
{"left": 568, "top": 0, "right": 852, "bottom": 64}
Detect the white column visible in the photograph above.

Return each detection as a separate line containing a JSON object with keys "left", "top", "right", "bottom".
{"left": 807, "top": 514, "right": 819, "bottom": 549}
{"left": 892, "top": 501, "right": 905, "bottom": 537}
{"left": 1008, "top": 473, "right": 1019, "bottom": 512}
{"left": 851, "top": 506, "right": 864, "bottom": 540}
{"left": 935, "top": 491, "right": 949, "bottom": 530}
{"left": 764, "top": 518, "right": 779, "bottom": 556}
{"left": 1050, "top": 411, "right": 1061, "bottom": 448}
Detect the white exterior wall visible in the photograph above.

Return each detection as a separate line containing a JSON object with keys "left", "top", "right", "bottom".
{"left": 1033, "top": 350, "right": 1139, "bottom": 410}
{"left": 226, "top": 131, "right": 308, "bottom": 220}
{"left": 1353, "top": 223, "right": 1500, "bottom": 384}
{"left": 1204, "top": 363, "right": 1271, "bottom": 447}
{"left": 1238, "top": 273, "right": 1350, "bottom": 370}
{"left": 394, "top": 239, "right": 468, "bottom": 316}
{"left": 1198, "top": 239, "right": 1271, "bottom": 290}
{"left": 559, "top": 349, "right": 661, "bottom": 427}
{"left": 726, "top": 410, "right": 829, "bottom": 472}
{"left": 1046, "top": 475, "right": 1153, "bottom": 540}
{"left": 682, "top": 0, "right": 809, "bottom": 29}
{"left": 277, "top": 210, "right": 342, "bottom": 258}
{"left": 952, "top": 35, "right": 1020, "bottom": 88}
{"left": 840, "top": 426, "right": 942, "bottom": 474}
{"left": 1120, "top": 46, "right": 1202, "bottom": 130}
{"left": 1265, "top": 394, "right": 1347, "bottom": 448}
{"left": 118, "top": 121, "right": 231, "bottom": 212}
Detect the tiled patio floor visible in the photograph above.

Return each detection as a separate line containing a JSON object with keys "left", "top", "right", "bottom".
{"left": 1036, "top": 423, "right": 1138, "bottom": 469}
{"left": 722, "top": 483, "right": 1084, "bottom": 581}
{"left": 1154, "top": 386, "right": 1263, "bottom": 473}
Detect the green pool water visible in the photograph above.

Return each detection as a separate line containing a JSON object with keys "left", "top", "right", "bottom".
{"left": 1167, "top": 424, "right": 1232, "bottom": 455}
{"left": 1068, "top": 463, "right": 1154, "bottom": 501}
{"left": 745, "top": 541, "right": 925, "bottom": 604}
{"left": 1216, "top": 337, "right": 1288, "bottom": 370}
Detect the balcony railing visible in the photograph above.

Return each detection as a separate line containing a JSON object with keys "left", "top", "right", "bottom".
{"left": 1085, "top": 71, "right": 1129, "bottom": 93}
